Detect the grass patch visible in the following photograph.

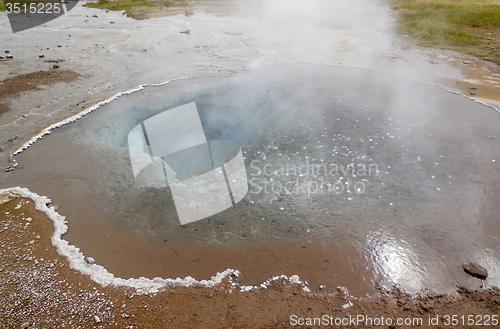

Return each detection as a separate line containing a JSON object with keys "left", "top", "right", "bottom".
{"left": 395, "top": 0, "right": 500, "bottom": 64}
{"left": 83, "top": 0, "right": 189, "bottom": 17}
{"left": 0, "top": 0, "right": 6, "bottom": 11}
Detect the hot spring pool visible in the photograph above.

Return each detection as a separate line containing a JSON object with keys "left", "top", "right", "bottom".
{"left": 4, "top": 64, "right": 500, "bottom": 295}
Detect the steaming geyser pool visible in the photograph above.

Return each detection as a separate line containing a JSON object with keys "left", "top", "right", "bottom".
{"left": 4, "top": 64, "right": 500, "bottom": 295}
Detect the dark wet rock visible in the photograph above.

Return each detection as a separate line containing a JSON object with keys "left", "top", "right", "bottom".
{"left": 39, "top": 55, "right": 45, "bottom": 58}
{"left": 462, "top": 262, "right": 488, "bottom": 280}
{"left": 5, "top": 50, "right": 10, "bottom": 53}
{"left": 6, "top": 55, "right": 13, "bottom": 59}
{"left": 53, "top": 64, "right": 59, "bottom": 69}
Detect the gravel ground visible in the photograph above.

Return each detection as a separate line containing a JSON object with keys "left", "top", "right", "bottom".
{"left": 1, "top": 194, "right": 499, "bottom": 328}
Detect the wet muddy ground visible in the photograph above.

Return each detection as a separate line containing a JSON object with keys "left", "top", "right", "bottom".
{"left": 1, "top": 194, "right": 499, "bottom": 328}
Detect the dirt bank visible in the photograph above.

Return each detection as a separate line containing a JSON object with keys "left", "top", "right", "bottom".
{"left": 1, "top": 194, "right": 499, "bottom": 328}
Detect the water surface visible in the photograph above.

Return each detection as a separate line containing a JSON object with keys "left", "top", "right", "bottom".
{"left": 4, "top": 64, "right": 500, "bottom": 295}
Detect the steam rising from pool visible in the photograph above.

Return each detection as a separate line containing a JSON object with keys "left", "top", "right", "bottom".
{"left": 4, "top": 64, "right": 500, "bottom": 294}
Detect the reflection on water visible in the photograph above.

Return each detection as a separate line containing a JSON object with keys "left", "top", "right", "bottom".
{"left": 366, "top": 231, "right": 450, "bottom": 293}
{"left": 3, "top": 64, "right": 500, "bottom": 295}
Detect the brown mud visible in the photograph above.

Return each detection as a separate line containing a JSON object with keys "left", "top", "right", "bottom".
{"left": 400, "top": 42, "right": 500, "bottom": 107}
{"left": 1, "top": 195, "right": 499, "bottom": 328}
{"left": 0, "top": 70, "right": 80, "bottom": 115}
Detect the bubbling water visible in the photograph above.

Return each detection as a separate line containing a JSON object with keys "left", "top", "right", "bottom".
{"left": 4, "top": 64, "right": 500, "bottom": 294}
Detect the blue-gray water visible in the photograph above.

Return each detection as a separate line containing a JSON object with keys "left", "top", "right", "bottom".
{"left": 4, "top": 64, "right": 500, "bottom": 295}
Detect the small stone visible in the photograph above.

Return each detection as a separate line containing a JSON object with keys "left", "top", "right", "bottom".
{"left": 462, "top": 262, "right": 488, "bottom": 280}
{"left": 86, "top": 257, "right": 96, "bottom": 264}
{"left": 337, "top": 286, "right": 349, "bottom": 296}
{"left": 20, "top": 322, "right": 29, "bottom": 329}
{"left": 39, "top": 55, "right": 45, "bottom": 58}
{"left": 92, "top": 14, "right": 98, "bottom": 18}
{"left": 319, "top": 285, "right": 326, "bottom": 290}
{"left": 6, "top": 55, "right": 13, "bottom": 59}
{"left": 342, "top": 301, "right": 353, "bottom": 309}
{"left": 57, "top": 45, "right": 62, "bottom": 47}
{"left": 5, "top": 50, "right": 10, "bottom": 53}
{"left": 53, "top": 64, "right": 59, "bottom": 69}
{"left": 94, "top": 315, "right": 101, "bottom": 323}
{"left": 110, "top": 21, "right": 115, "bottom": 24}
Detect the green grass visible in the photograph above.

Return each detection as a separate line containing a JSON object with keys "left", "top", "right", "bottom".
{"left": 83, "top": 0, "right": 187, "bottom": 12}
{"left": 396, "top": 0, "right": 500, "bottom": 64}
{"left": 0, "top": 0, "right": 6, "bottom": 11}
